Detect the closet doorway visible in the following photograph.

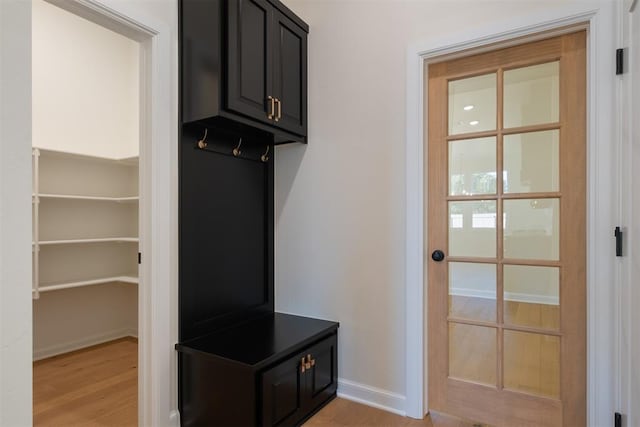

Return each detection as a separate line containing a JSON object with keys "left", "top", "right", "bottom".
{"left": 31, "top": 1, "right": 142, "bottom": 425}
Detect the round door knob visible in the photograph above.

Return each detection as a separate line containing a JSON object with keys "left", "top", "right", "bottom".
{"left": 431, "top": 250, "right": 445, "bottom": 262}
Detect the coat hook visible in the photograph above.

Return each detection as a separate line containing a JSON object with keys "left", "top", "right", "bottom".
{"left": 232, "top": 138, "right": 242, "bottom": 157}
{"left": 261, "top": 146, "right": 270, "bottom": 163}
{"left": 197, "top": 128, "right": 208, "bottom": 149}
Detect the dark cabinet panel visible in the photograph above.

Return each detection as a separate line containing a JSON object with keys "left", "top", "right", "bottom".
{"left": 178, "top": 352, "right": 257, "bottom": 427}
{"left": 227, "top": 0, "right": 273, "bottom": 124}
{"left": 272, "top": 9, "right": 307, "bottom": 136}
{"left": 181, "top": 0, "right": 223, "bottom": 123}
{"left": 262, "top": 355, "right": 304, "bottom": 426}
{"left": 305, "top": 335, "right": 337, "bottom": 409}
{"left": 261, "top": 333, "right": 338, "bottom": 427}
{"left": 179, "top": 124, "right": 274, "bottom": 341}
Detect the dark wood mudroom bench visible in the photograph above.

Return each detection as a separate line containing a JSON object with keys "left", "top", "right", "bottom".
{"left": 177, "top": 313, "right": 338, "bottom": 426}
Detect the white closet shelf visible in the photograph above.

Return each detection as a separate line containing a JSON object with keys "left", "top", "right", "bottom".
{"left": 36, "top": 237, "right": 139, "bottom": 245}
{"left": 35, "top": 276, "right": 138, "bottom": 293}
{"left": 36, "top": 193, "right": 139, "bottom": 202}
{"left": 34, "top": 147, "right": 139, "bottom": 164}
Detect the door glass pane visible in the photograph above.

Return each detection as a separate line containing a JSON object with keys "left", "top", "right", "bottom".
{"left": 449, "top": 73, "right": 496, "bottom": 135}
{"left": 449, "top": 323, "right": 497, "bottom": 386}
{"left": 449, "top": 137, "right": 496, "bottom": 196}
{"left": 449, "top": 262, "right": 496, "bottom": 322}
{"left": 504, "top": 130, "right": 559, "bottom": 194}
{"left": 504, "top": 61, "right": 559, "bottom": 128}
{"left": 449, "top": 201, "right": 496, "bottom": 258}
{"left": 504, "top": 330, "right": 560, "bottom": 398}
{"left": 504, "top": 265, "right": 559, "bottom": 330}
{"left": 503, "top": 198, "right": 559, "bottom": 260}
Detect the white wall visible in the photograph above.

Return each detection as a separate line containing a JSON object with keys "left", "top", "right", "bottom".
{"left": 276, "top": 0, "right": 615, "bottom": 412}
{"left": 32, "top": 0, "right": 140, "bottom": 159}
{"left": 33, "top": 284, "right": 138, "bottom": 360}
{"left": 0, "top": 1, "right": 33, "bottom": 425}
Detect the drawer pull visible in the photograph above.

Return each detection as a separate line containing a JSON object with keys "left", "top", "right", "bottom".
{"left": 300, "top": 357, "right": 306, "bottom": 374}
{"left": 275, "top": 98, "right": 282, "bottom": 122}
{"left": 304, "top": 354, "right": 316, "bottom": 369}
{"left": 267, "top": 96, "right": 275, "bottom": 120}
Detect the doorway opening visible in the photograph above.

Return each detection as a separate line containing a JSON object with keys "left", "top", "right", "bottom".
{"left": 31, "top": 1, "right": 142, "bottom": 424}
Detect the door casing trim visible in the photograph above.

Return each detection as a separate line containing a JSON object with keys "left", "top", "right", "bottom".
{"left": 405, "top": 5, "right": 618, "bottom": 425}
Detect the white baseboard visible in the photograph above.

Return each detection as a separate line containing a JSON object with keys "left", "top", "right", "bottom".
{"left": 33, "top": 327, "right": 138, "bottom": 361}
{"left": 124, "top": 328, "right": 139, "bottom": 339}
{"left": 337, "top": 378, "right": 406, "bottom": 416}
{"left": 450, "top": 287, "right": 559, "bottom": 305}
{"left": 169, "top": 410, "right": 180, "bottom": 427}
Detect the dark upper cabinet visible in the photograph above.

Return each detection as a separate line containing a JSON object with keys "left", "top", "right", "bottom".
{"left": 181, "top": 0, "right": 308, "bottom": 144}
{"left": 227, "top": 0, "right": 272, "bottom": 125}
{"left": 272, "top": 8, "right": 307, "bottom": 136}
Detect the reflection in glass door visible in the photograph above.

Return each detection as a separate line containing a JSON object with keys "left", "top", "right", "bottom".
{"left": 427, "top": 32, "right": 586, "bottom": 427}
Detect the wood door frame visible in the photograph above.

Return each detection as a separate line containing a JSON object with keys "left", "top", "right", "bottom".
{"left": 0, "top": 1, "right": 178, "bottom": 425}
{"left": 405, "top": 5, "right": 619, "bottom": 426}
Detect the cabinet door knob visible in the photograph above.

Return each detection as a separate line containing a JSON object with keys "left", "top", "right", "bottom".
{"left": 267, "top": 96, "right": 275, "bottom": 120}
{"left": 275, "top": 98, "right": 282, "bottom": 122}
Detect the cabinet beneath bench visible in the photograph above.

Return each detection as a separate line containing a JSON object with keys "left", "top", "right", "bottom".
{"left": 177, "top": 313, "right": 338, "bottom": 427}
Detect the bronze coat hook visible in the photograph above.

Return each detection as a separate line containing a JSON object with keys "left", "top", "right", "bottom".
{"left": 197, "top": 128, "right": 208, "bottom": 149}
{"left": 261, "top": 146, "right": 270, "bottom": 163}
{"left": 232, "top": 138, "right": 243, "bottom": 157}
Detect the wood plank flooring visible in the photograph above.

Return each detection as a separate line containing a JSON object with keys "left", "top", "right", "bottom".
{"left": 304, "top": 398, "right": 485, "bottom": 426}
{"left": 32, "top": 337, "right": 498, "bottom": 426}
{"left": 33, "top": 337, "right": 137, "bottom": 427}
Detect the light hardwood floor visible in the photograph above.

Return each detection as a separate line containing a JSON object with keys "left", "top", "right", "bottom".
{"left": 33, "top": 337, "right": 137, "bottom": 427}
{"left": 33, "top": 338, "right": 486, "bottom": 426}
{"left": 305, "top": 398, "right": 485, "bottom": 426}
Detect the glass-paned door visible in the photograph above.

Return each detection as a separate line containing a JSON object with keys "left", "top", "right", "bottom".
{"left": 427, "top": 31, "right": 586, "bottom": 427}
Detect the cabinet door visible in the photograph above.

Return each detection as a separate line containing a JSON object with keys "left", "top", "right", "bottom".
{"left": 271, "top": 9, "right": 307, "bottom": 137}
{"left": 302, "top": 334, "right": 337, "bottom": 411}
{"left": 227, "top": 0, "right": 273, "bottom": 124}
{"left": 261, "top": 354, "right": 305, "bottom": 427}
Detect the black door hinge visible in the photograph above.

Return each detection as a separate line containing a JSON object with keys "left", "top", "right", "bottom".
{"left": 615, "top": 412, "right": 622, "bottom": 427}
{"left": 616, "top": 48, "right": 625, "bottom": 75}
{"left": 615, "top": 227, "right": 623, "bottom": 257}
{"left": 138, "top": 252, "right": 142, "bottom": 264}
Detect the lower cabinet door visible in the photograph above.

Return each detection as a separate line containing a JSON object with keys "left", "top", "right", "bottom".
{"left": 261, "top": 333, "right": 338, "bottom": 427}
{"left": 302, "top": 334, "right": 338, "bottom": 411}
{"left": 261, "top": 354, "right": 305, "bottom": 427}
